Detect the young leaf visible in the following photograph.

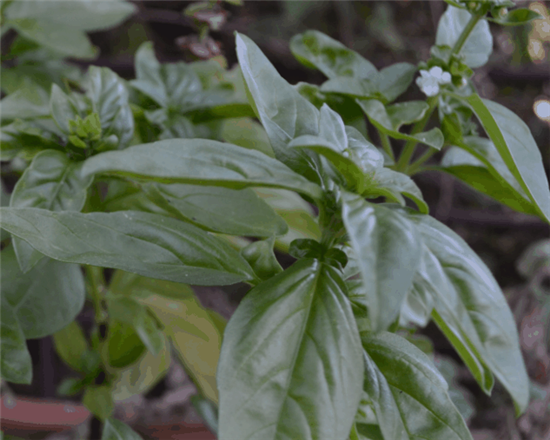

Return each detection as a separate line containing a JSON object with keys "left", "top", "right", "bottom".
{"left": 438, "top": 146, "right": 539, "bottom": 216}
{"left": 357, "top": 99, "right": 444, "bottom": 150}
{"left": 235, "top": 32, "right": 321, "bottom": 177}
{"left": 132, "top": 42, "right": 166, "bottom": 107}
{"left": 83, "top": 386, "right": 115, "bottom": 421}
{"left": 106, "top": 295, "right": 164, "bottom": 356}
{"left": 402, "top": 209, "right": 530, "bottom": 414}
{"left": 50, "top": 84, "right": 79, "bottom": 135}
{"left": 0, "top": 298, "right": 32, "bottom": 385}
{"left": 466, "top": 95, "right": 550, "bottom": 223}
{"left": 102, "top": 418, "right": 144, "bottom": 440}
{"left": 490, "top": 8, "right": 542, "bottom": 26}
{"left": 436, "top": 6, "right": 493, "bottom": 68}
{"left": 0, "top": 208, "right": 255, "bottom": 286}
{"left": 106, "top": 320, "right": 146, "bottom": 369}
{"left": 53, "top": 321, "right": 89, "bottom": 373}
{"left": 341, "top": 192, "right": 422, "bottom": 331}
{"left": 241, "top": 236, "right": 283, "bottom": 281}
{"left": 87, "top": 66, "right": 134, "bottom": 149}
{"left": 138, "top": 293, "right": 224, "bottom": 404}
{"left": 144, "top": 184, "right": 288, "bottom": 238}
{"left": 81, "top": 139, "right": 323, "bottom": 200}
{"left": 1, "top": 243, "right": 85, "bottom": 339}
{"left": 361, "top": 332, "right": 473, "bottom": 440}
{"left": 217, "top": 259, "right": 363, "bottom": 440}
{"left": 9, "top": 149, "right": 93, "bottom": 272}
{"left": 375, "top": 63, "right": 417, "bottom": 104}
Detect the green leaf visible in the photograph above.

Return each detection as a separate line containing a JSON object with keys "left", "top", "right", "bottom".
{"left": 235, "top": 32, "right": 321, "bottom": 177}
{"left": 436, "top": 6, "right": 493, "bottom": 68}
{"left": 83, "top": 386, "right": 115, "bottom": 421}
{"left": 102, "top": 418, "right": 143, "bottom": 440}
{"left": 357, "top": 99, "right": 444, "bottom": 150}
{"left": 241, "top": 236, "right": 283, "bottom": 282}
{"left": 5, "top": 18, "right": 96, "bottom": 59}
{"left": 0, "top": 298, "right": 32, "bottom": 384}
{"left": 106, "top": 296, "right": 164, "bottom": 356}
{"left": 221, "top": 117, "right": 274, "bottom": 157}
{"left": 109, "top": 270, "right": 195, "bottom": 301}
{"left": 53, "top": 321, "right": 89, "bottom": 373}
{"left": 87, "top": 67, "right": 134, "bottom": 149}
{"left": 108, "top": 333, "right": 171, "bottom": 402}
{"left": 490, "top": 8, "right": 542, "bottom": 26}
{"left": 1, "top": 243, "right": 85, "bottom": 339}
{"left": 375, "top": 63, "right": 417, "bottom": 104}
{"left": 290, "top": 30, "right": 378, "bottom": 79}
{"left": 144, "top": 184, "right": 288, "bottom": 238}
{"left": 132, "top": 42, "right": 166, "bottom": 107}
{"left": 9, "top": 149, "right": 94, "bottom": 272}
{"left": 361, "top": 331, "right": 473, "bottom": 440}
{"left": 190, "top": 396, "right": 218, "bottom": 435}
{"left": 50, "top": 85, "right": 81, "bottom": 135}
{"left": 81, "top": 139, "right": 323, "bottom": 200}
{"left": 402, "top": 209, "right": 530, "bottom": 414}
{"left": 0, "top": 79, "right": 50, "bottom": 121}
{"left": 0, "top": 209, "right": 254, "bottom": 286}
{"left": 218, "top": 259, "right": 363, "bottom": 440}
{"left": 341, "top": 192, "right": 422, "bottom": 331}
{"left": 466, "top": 95, "right": 550, "bottom": 223}
{"left": 138, "top": 293, "right": 224, "bottom": 404}
{"left": 5, "top": 0, "right": 136, "bottom": 33}
{"left": 438, "top": 145, "right": 539, "bottom": 216}
{"left": 367, "top": 167, "right": 429, "bottom": 214}
{"left": 106, "top": 320, "right": 146, "bottom": 369}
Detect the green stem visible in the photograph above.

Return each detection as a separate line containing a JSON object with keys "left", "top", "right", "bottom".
{"left": 86, "top": 266, "right": 106, "bottom": 324}
{"left": 395, "top": 96, "right": 438, "bottom": 172}
{"left": 407, "top": 147, "right": 438, "bottom": 175}
{"left": 450, "top": 9, "right": 485, "bottom": 57}
{"left": 378, "top": 129, "right": 395, "bottom": 163}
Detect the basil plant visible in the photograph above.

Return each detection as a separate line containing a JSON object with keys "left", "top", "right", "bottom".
{"left": 1, "top": 1, "right": 548, "bottom": 439}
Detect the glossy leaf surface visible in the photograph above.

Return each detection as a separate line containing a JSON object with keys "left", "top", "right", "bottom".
{"left": 0, "top": 208, "right": 254, "bottom": 286}
{"left": 218, "top": 259, "right": 363, "bottom": 440}
{"left": 145, "top": 184, "right": 288, "bottom": 238}
{"left": 466, "top": 95, "right": 550, "bottom": 223}
{"left": 361, "top": 332, "right": 473, "bottom": 440}
{"left": 81, "top": 139, "right": 323, "bottom": 200}
{"left": 1, "top": 244, "right": 85, "bottom": 339}
{"left": 341, "top": 193, "right": 422, "bottom": 331}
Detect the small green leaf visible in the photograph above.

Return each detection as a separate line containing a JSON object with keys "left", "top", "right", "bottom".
{"left": 436, "top": 6, "right": 493, "bottom": 68}
{"left": 81, "top": 139, "right": 323, "bottom": 200}
{"left": 53, "top": 321, "right": 89, "bottom": 373}
{"left": 87, "top": 66, "right": 134, "bottom": 149}
{"left": 106, "top": 321, "right": 146, "bottom": 369}
{"left": 0, "top": 209, "right": 255, "bottom": 286}
{"left": 241, "top": 237, "right": 283, "bottom": 282}
{"left": 50, "top": 84, "right": 80, "bottom": 135}
{"left": 144, "top": 184, "right": 288, "bottom": 238}
{"left": 102, "top": 418, "right": 144, "bottom": 440}
{"left": 218, "top": 259, "right": 363, "bottom": 440}
{"left": 490, "top": 8, "right": 543, "bottom": 26}
{"left": 83, "top": 386, "right": 115, "bottom": 421}
{"left": 375, "top": 63, "right": 417, "bottom": 103}
{"left": 341, "top": 192, "right": 422, "bottom": 331}
{"left": 361, "top": 331, "right": 473, "bottom": 440}
{"left": 466, "top": 95, "right": 550, "bottom": 223}
{"left": 357, "top": 99, "right": 444, "bottom": 150}
{"left": 0, "top": 298, "right": 32, "bottom": 384}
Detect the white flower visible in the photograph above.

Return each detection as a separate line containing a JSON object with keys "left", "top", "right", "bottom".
{"left": 416, "top": 66, "right": 452, "bottom": 97}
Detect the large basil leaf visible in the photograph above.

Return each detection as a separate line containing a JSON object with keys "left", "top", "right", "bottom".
{"left": 402, "top": 209, "right": 529, "bottom": 414}
{"left": 341, "top": 193, "right": 422, "bottom": 331}
{"left": 0, "top": 298, "right": 32, "bottom": 384}
{"left": 361, "top": 332, "right": 473, "bottom": 440}
{"left": 1, "top": 243, "right": 85, "bottom": 339}
{"left": 87, "top": 67, "right": 134, "bottom": 149}
{"left": 218, "top": 259, "right": 363, "bottom": 440}
{"left": 357, "top": 99, "right": 444, "bottom": 150}
{"left": 466, "top": 95, "right": 550, "bottom": 223}
{"left": 439, "top": 145, "right": 539, "bottom": 216}
{"left": 138, "top": 292, "right": 223, "bottom": 404}
{"left": 235, "top": 32, "right": 321, "bottom": 177}
{"left": 81, "top": 139, "right": 323, "bottom": 200}
{"left": 9, "top": 149, "right": 93, "bottom": 272}
{"left": 0, "top": 208, "right": 255, "bottom": 286}
{"left": 436, "top": 6, "right": 493, "bottom": 68}
{"left": 144, "top": 184, "right": 288, "bottom": 238}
